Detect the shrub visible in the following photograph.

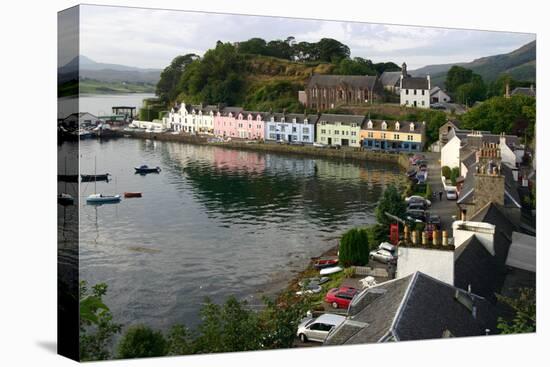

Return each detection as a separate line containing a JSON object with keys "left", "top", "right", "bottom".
{"left": 375, "top": 185, "right": 407, "bottom": 226}
{"left": 117, "top": 325, "right": 168, "bottom": 359}
{"left": 425, "top": 183, "right": 432, "bottom": 199}
{"left": 450, "top": 167, "right": 460, "bottom": 185}
{"left": 339, "top": 228, "right": 370, "bottom": 266}
{"left": 441, "top": 166, "right": 451, "bottom": 179}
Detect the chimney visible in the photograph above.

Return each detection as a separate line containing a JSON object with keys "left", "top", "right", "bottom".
{"left": 401, "top": 62, "right": 407, "bottom": 77}
{"left": 404, "top": 225, "right": 410, "bottom": 242}
{"left": 412, "top": 230, "right": 418, "bottom": 245}
{"left": 442, "top": 230, "right": 448, "bottom": 246}
{"left": 421, "top": 231, "right": 428, "bottom": 246}
{"left": 433, "top": 229, "right": 439, "bottom": 246}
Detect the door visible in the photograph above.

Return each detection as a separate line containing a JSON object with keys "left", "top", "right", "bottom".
{"left": 328, "top": 137, "right": 332, "bottom": 145}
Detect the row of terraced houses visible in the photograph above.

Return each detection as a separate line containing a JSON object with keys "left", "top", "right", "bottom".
{"left": 162, "top": 102, "right": 426, "bottom": 152}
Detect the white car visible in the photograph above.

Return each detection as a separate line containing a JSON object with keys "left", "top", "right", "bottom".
{"left": 296, "top": 314, "right": 346, "bottom": 343}
{"left": 446, "top": 189, "right": 458, "bottom": 200}
{"left": 369, "top": 249, "right": 397, "bottom": 264}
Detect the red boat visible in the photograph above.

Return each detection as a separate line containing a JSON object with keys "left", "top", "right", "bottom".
{"left": 313, "top": 257, "right": 339, "bottom": 269}
{"left": 124, "top": 192, "right": 142, "bottom": 198}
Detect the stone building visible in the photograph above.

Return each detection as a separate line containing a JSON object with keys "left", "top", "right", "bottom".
{"left": 304, "top": 74, "right": 382, "bottom": 110}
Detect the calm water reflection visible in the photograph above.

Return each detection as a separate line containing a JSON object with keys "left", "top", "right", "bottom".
{"left": 75, "top": 139, "right": 401, "bottom": 330}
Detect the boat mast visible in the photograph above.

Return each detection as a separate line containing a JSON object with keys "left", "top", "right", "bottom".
{"left": 94, "top": 156, "right": 97, "bottom": 194}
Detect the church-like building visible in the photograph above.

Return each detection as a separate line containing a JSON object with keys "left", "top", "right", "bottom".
{"left": 399, "top": 62, "right": 431, "bottom": 109}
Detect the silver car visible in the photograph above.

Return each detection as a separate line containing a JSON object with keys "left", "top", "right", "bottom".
{"left": 369, "top": 249, "right": 397, "bottom": 264}
{"left": 296, "top": 314, "right": 346, "bottom": 343}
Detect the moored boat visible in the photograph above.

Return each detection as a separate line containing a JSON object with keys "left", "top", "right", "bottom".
{"left": 320, "top": 266, "right": 343, "bottom": 275}
{"left": 58, "top": 193, "right": 75, "bottom": 206}
{"left": 124, "top": 192, "right": 142, "bottom": 198}
{"left": 313, "top": 257, "right": 339, "bottom": 269}
{"left": 134, "top": 165, "right": 161, "bottom": 174}
{"left": 81, "top": 173, "right": 111, "bottom": 182}
{"left": 86, "top": 193, "right": 121, "bottom": 204}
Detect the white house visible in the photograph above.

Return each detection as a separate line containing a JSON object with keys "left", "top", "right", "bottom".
{"left": 265, "top": 113, "right": 317, "bottom": 144}
{"left": 399, "top": 63, "right": 430, "bottom": 109}
{"left": 430, "top": 86, "right": 451, "bottom": 103}
{"left": 164, "top": 102, "right": 217, "bottom": 134}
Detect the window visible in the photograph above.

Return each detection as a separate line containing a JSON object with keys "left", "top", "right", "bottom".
{"left": 368, "top": 132, "right": 373, "bottom": 138}
{"left": 292, "top": 127, "right": 297, "bottom": 132}
{"left": 414, "top": 90, "right": 417, "bottom": 95}
{"left": 303, "top": 135, "right": 309, "bottom": 140}
{"left": 394, "top": 134, "right": 399, "bottom": 140}
{"left": 269, "top": 133, "right": 276, "bottom": 139}
{"left": 381, "top": 133, "right": 386, "bottom": 139}
{"left": 408, "top": 135, "right": 413, "bottom": 141}
{"left": 422, "top": 90, "right": 425, "bottom": 95}
{"left": 351, "top": 140, "right": 356, "bottom": 144}
{"left": 421, "top": 101, "right": 425, "bottom": 106}
{"left": 321, "top": 137, "right": 326, "bottom": 141}
{"left": 334, "top": 130, "right": 340, "bottom": 135}
{"left": 351, "top": 131, "right": 356, "bottom": 136}
{"left": 303, "top": 127, "right": 309, "bottom": 134}
{"left": 406, "top": 89, "right": 409, "bottom": 95}
{"left": 321, "top": 129, "right": 326, "bottom": 134}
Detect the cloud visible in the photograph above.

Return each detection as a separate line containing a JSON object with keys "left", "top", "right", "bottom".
{"left": 78, "top": 4, "right": 535, "bottom": 70}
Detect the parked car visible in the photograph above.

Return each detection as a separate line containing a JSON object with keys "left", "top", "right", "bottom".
{"left": 296, "top": 314, "right": 346, "bottom": 343}
{"left": 378, "top": 241, "right": 397, "bottom": 254}
{"left": 406, "top": 209, "right": 427, "bottom": 223}
{"left": 427, "top": 214, "right": 441, "bottom": 228}
{"left": 408, "top": 202, "right": 428, "bottom": 211}
{"left": 369, "top": 249, "right": 397, "bottom": 264}
{"left": 405, "top": 195, "right": 431, "bottom": 207}
{"left": 446, "top": 189, "right": 458, "bottom": 200}
{"left": 324, "top": 286, "right": 358, "bottom": 309}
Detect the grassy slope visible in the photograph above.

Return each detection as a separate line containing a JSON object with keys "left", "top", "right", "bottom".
{"left": 79, "top": 79, "right": 155, "bottom": 94}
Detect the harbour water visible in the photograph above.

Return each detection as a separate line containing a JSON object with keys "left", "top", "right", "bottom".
{"left": 69, "top": 138, "right": 402, "bottom": 331}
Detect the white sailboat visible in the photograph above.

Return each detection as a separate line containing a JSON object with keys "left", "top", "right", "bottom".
{"left": 86, "top": 157, "right": 121, "bottom": 204}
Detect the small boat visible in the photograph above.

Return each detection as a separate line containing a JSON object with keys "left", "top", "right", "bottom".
{"left": 124, "top": 192, "right": 142, "bottom": 198}
{"left": 86, "top": 193, "right": 121, "bottom": 204}
{"left": 81, "top": 173, "right": 111, "bottom": 182}
{"left": 320, "top": 266, "right": 343, "bottom": 276}
{"left": 134, "top": 165, "right": 161, "bottom": 174}
{"left": 58, "top": 193, "right": 74, "bottom": 206}
{"left": 313, "top": 257, "right": 339, "bottom": 269}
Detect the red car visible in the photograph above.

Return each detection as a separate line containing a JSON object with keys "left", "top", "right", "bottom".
{"left": 324, "top": 286, "right": 358, "bottom": 309}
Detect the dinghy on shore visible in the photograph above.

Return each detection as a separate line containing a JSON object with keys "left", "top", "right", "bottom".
{"left": 320, "top": 266, "right": 343, "bottom": 275}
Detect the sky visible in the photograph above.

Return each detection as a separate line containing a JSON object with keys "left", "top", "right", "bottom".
{"left": 76, "top": 4, "right": 535, "bottom": 70}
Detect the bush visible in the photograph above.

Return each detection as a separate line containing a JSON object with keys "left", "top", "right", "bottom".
{"left": 441, "top": 166, "right": 451, "bottom": 179}
{"left": 425, "top": 183, "right": 432, "bottom": 199}
{"left": 450, "top": 167, "right": 460, "bottom": 185}
{"left": 375, "top": 185, "right": 407, "bottom": 226}
{"left": 339, "top": 228, "right": 370, "bottom": 266}
{"left": 117, "top": 325, "right": 168, "bottom": 359}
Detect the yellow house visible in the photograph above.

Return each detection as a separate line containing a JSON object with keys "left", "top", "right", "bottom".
{"left": 360, "top": 119, "right": 425, "bottom": 152}
{"left": 316, "top": 114, "right": 366, "bottom": 147}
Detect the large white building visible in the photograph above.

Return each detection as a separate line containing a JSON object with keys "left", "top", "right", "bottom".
{"left": 399, "top": 63, "right": 431, "bottom": 109}
{"left": 164, "top": 102, "right": 218, "bottom": 134}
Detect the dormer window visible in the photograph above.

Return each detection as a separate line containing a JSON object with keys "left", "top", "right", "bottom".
{"left": 238, "top": 114, "right": 243, "bottom": 120}
{"left": 409, "top": 122, "right": 415, "bottom": 131}
{"left": 381, "top": 121, "right": 387, "bottom": 130}
{"left": 395, "top": 121, "right": 400, "bottom": 131}
{"left": 304, "top": 119, "right": 308, "bottom": 124}
{"left": 281, "top": 117, "right": 285, "bottom": 123}
{"left": 270, "top": 117, "right": 275, "bottom": 122}
{"left": 248, "top": 115, "right": 252, "bottom": 121}
{"left": 257, "top": 115, "right": 261, "bottom": 121}
{"left": 292, "top": 118, "right": 297, "bottom": 123}
{"left": 367, "top": 120, "right": 373, "bottom": 129}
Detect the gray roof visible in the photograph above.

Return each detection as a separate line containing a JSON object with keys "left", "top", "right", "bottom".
{"left": 361, "top": 119, "right": 425, "bottom": 134}
{"left": 401, "top": 76, "right": 429, "bottom": 90}
{"left": 470, "top": 203, "right": 516, "bottom": 266}
{"left": 454, "top": 132, "right": 521, "bottom": 151}
{"left": 318, "top": 113, "right": 366, "bottom": 125}
{"left": 380, "top": 71, "right": 402, "bottom": 87}
{"left": 325, "top": 272, "right": 497, "bottom": 345}
{"left": 307, "top": 74, "right": 378, "bottom": 90}
{"left": 457, "top": 163, "right": 521, "bottom": 209}
{"left": 510, "top": 87, "right": 536, "bottom": 97}
{"left": 267, "top": 113, "right": 318, "bottom": 124}
{"left": 239, "top": 110, "right": 270, "bottom": 119}
{"left": 454, "top": 236, "right": 499, "bottom": 300}
{"left": 219, "top": 106, "right": 244, "bottom": 115}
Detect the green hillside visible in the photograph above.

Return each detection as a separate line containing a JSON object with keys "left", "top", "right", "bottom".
{"left": 412, "top": 41, "right": 536, "bottom": 87}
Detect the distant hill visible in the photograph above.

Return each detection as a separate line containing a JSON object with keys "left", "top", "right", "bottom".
{"left": 58, "top": 55, "right": 162, "bottom": 84}
{"left": 411, "top": 41, "right": 536, "bottom": 87}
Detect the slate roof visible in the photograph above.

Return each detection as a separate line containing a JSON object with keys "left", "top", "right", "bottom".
{"left": 360, "top": 119, "right": 426, "bottom": 134}
{"left": 380, "top": 71, "right": 402, "bottom": 87}
{"left": 324, "top": 272, "right": 497, "bottom": 345}
{"left": 401, "top": 76, "right": 429, "bottom": 90}
{"left": 219, "top": 106, "right": 244, "bottom": 115}
{"left": 189, "top": 104, "right": 218, "bottom": 114}
{"left": 454, "top": 236, "right": 500, "bottom": 300}
{"left": 318, "top": 113, "right": 366, "bottom": 125}
{"left": 454, "top": 132, "right": 521, "bottom": 150}
{"left": 267, "top": 113, "right": 318, "bottom": 124}
{"left": 307, "top": 74, "right": 378, "bottom": 90}
{"left": 239, "top": 110, "right": 270, "bottom": 119}
{"left": 511, "top": 87, "right": 536, "bottom": 97}
{"left": 469, "top": 203, "right": 516, "bottom": 266}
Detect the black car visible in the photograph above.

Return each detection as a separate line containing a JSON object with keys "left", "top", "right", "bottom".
{"left": 406, "top": 209, "right": 426, "bottom": 223}
{"left": 427, "top": 214, "right": 441, "bottom": 228}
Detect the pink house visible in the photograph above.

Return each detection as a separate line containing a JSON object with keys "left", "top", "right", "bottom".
{"left": 214, "top": 108, "right": 265, "bottom": 141}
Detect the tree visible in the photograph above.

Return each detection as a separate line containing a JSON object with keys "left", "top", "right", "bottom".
{"left": 339, "top": 227, "right": 370, "bottom": 266}
{"left": 117, "top": 325, "right": 168, "bottom": 359}
{"left": 315, "top": 38, "right": 350, "bottom": 62}
{"left": 156, "top": 54, "right": 199, "bottom": 103}
{"left": 441, "top": 166, "right": 451, "bottom": 179}
{"left": 375, "top": 185, "right": 407, "bottom": 227}
{"left": 79, "top": 281, "right": 122, "bottom": 361}
{"left": 497, "top": 288, "right": 536, "bottom": 334}
{"left": 455, "top": 74, "right": 487, "bottom": 106}
{"left": 445, "top": 66, "right": 474, "bottom": 94}
{"left": 166, "top": 325, "right": 193, "bottom": 356}
{"left": 333, "top": 57, "right": 376, "bottom": 75}
{"left": 237, "top": 37, "right": 268, "bottom": 56}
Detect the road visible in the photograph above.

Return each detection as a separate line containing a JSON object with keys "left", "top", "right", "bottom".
{"left": 423, "top": 152, "right": 458, "bottom": 233}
